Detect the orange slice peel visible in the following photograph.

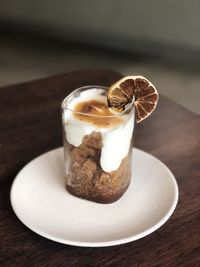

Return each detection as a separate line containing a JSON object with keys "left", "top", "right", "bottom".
{"left": 107, "top": 76, "right": 159, "bottom": 123}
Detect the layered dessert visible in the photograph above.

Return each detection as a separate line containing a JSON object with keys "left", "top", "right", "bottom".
{"left": 62, "top": 86, "right": 135, "bottom": 203}
{"left": 62, "top": 76, "right": 158, "bottom": 204}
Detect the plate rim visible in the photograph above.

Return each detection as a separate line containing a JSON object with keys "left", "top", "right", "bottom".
{"left": 10, "top": 147, "right": 179, "bottom": 247}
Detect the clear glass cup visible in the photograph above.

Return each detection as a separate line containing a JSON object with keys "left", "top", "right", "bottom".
{"left": 61, "top": 85, "right": 135, "bottom": 204}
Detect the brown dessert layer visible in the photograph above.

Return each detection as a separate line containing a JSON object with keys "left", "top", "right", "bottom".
{"left": 65, "top": 132, "right": 132, "bottom": 204}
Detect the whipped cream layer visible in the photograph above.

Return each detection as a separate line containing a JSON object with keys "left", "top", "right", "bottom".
{"left": 63, "top": 88, "right": 135, "bottom": 172}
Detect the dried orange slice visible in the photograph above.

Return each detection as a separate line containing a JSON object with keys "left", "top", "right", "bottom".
{"left": 107, "top": 76, "right": 159, "bottom": 123}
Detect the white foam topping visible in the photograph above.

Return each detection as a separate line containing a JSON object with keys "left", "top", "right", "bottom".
{"left": 63, "top": 88, "right": 134, "bottom": 172}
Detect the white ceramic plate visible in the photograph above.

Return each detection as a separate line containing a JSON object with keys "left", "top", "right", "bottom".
{"left": 10, "top": 148, "right": 178, "bottom": 247}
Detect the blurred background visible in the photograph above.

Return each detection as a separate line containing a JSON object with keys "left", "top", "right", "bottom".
{"left": 0, "top": 0, "right": 199, "bottom": 113}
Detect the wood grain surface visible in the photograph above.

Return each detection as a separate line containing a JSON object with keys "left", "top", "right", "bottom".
{"left": 0, "top": 69, "right": 200, "bottom": 267}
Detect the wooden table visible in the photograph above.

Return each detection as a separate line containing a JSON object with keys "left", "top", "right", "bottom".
{"left": 0, "top": 69, "right": 199, "bottom": 266}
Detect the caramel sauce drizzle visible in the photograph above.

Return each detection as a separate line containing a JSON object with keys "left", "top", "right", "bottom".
{"left": 73, "top": 100, "right": 122, "bottom": 128}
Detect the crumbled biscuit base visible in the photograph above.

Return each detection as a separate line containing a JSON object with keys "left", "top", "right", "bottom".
{"left": 64, "top": 132, "right": 131, "bottom": 203}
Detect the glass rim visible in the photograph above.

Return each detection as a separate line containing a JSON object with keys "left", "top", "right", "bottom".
{"left": 61, "top": 85, "right": 134, "bottom": 118}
